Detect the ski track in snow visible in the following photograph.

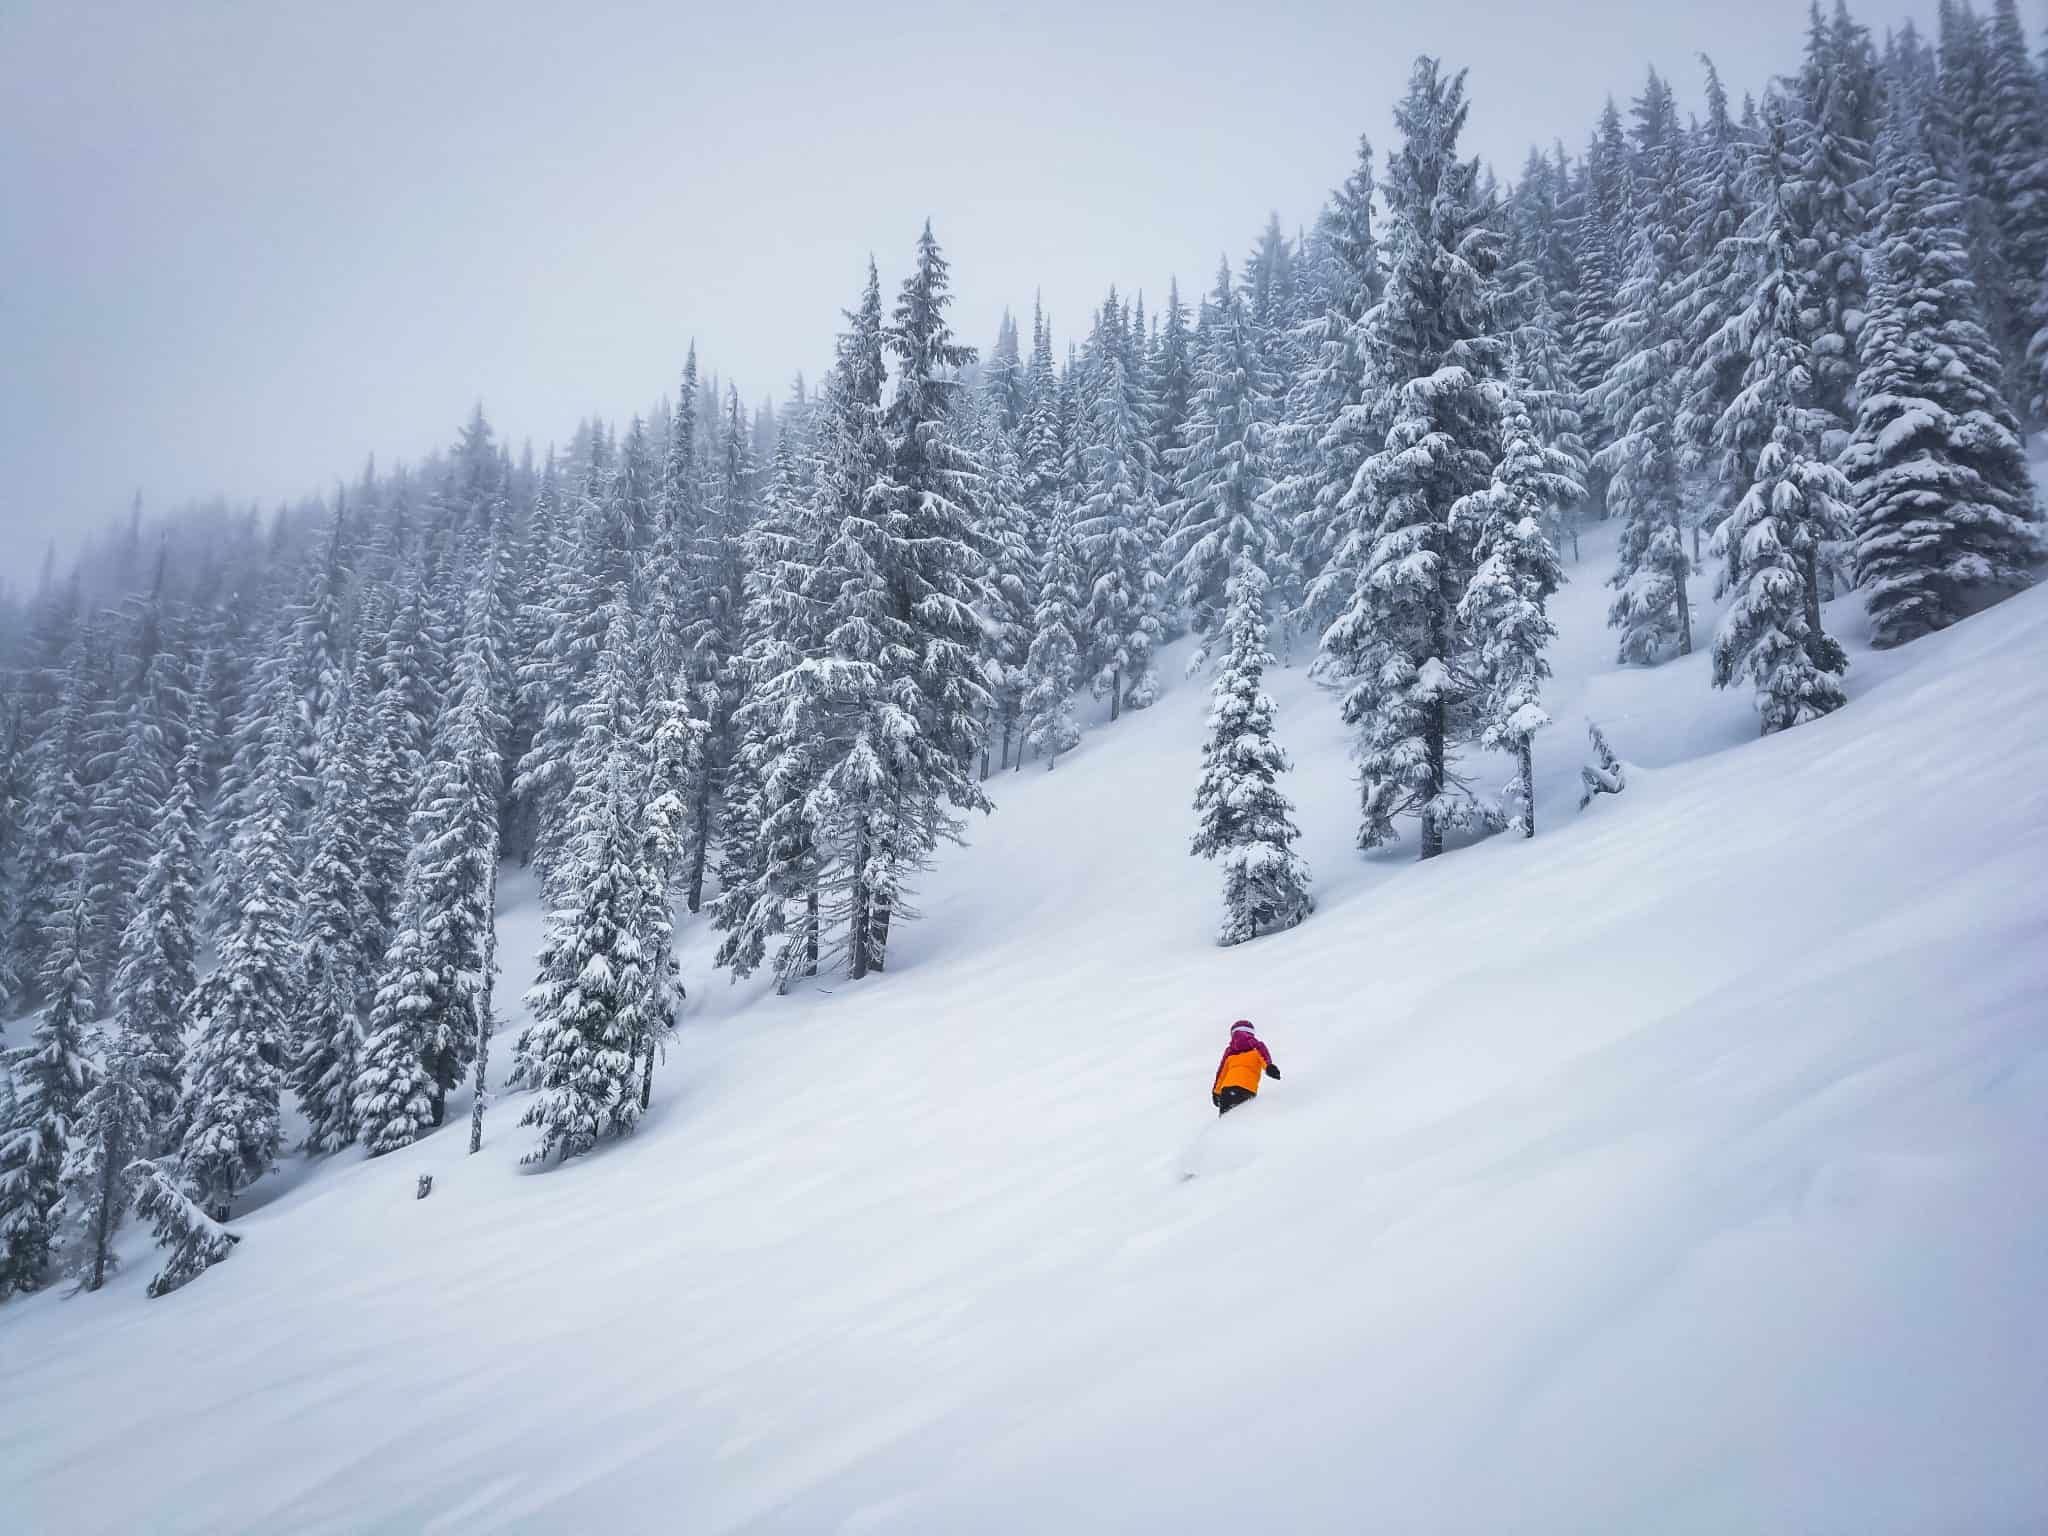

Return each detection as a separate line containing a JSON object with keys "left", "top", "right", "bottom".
{"left": 4, "top": 524, "right": 2047, "bottom": 1533}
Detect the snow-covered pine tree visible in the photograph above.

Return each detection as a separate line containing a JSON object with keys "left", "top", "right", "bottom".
{"left": 713, "top": 644, "right": 819, "bottom": 993}
{"left": 409, "top": 535, "right": 513, "bottom": 1127}
{"left": 1709, "top": 103, "right": 1854, "bottom": 734}
{"left": 0, "top": 701, "right": 25, "bottom": 1019}
{"left": 293, "top": 497, "right": 353, "bottom": 770}
{"left": 1507, "top": 273, "right": 1589, "bottom": 561}
{"left": 84, "top": 566, "right": 189, "bottom": 993}
{"left": 664, "top": 345, "right": 703, "bottom": 540}
{"left": 127, "top": 1158, "right": 239, "bottom": 1297}
{"left": 61, "top": 1028, "right": 152, "bottom": 1290}
{"left": 679, "top": 387, "right": 757, "bottom": 915}
{"left": 1790, "top": 2, "right": 1873, "bottom": 445}
{"left": 1076, "top": 293, "right": 1162, "bottom": 718}
{"left": 1456, "top": 382, "right": 1574, "bottom": 837}
{"left": 1883, "top": 16, "right": 1940, "bottom": 136}
{"left": 848, "top": 222, "right": 993, "bottom": 977}
{"left": 1242, "top": 211, "right": 1300, "bottom": 349}
{"left": 1285, "top": 135, "right": 1386, "bottom": 628}
{"left": 1671, "top": 57, "right": 1755, "bottom": 569}
{"left": 12, "top": 639, "right": 98, "bottom": 1002}
{"left": 1976, "top": 0, "right": 2048, "bottom": 418}
{"left": 438, "top": 401, "right": 501, "bottom": 564}
{"left": 111, "top": 742, "right": 204, "bottom": 1146}
{"left": 515, "top": 610, "right": 649, "bottom": 1162}
{"left": 0, "top": 901, "right": 98, "bottom": 1297}
{"left": 1595, "top": 69, "right": 1693, "bottom": 664}
{"left": 177, "top": 670, "right": 301, "bottom": 1220}
{"left": 355, "top": 649, "right": 415, "bottom": 977}
{"left": 792, "top": 261, "right": 905, "bottom": 977}
{"left": 183, "top": 626, "right": 240, "bottom": 901}
{"left": 985, "top": 309, "right": 1028, "bottom": 435}
{"left": 180, "top": 603, "right": 227, "bottom": 790}
{"left": 1324, "top": 57, "right": 1510, "bottom": 859}
{"left": 505, "top": 451, "right": 564, "bottom": 868}
{"left": 1932, "top": 3, "right": 1992, "bottom": 206}
{"left": 203, "top": 617, "right": 288, "bottom": 918}
{"left": 1190, "top": 557, "right": 1312, "bottom": 945}
{"left": 12, "top": 564, "right": 82, "bottom": 756}
{"left": 629, "top": 586, "right": 689, "bottom": 1111}
{"left": 1022, "top": 297, "right": 1065, "bottom": 555}
{"left": 644, "top": 449, "right": 711, "bottom": 850}
{"left": 719, "top": 329, "right": 881, "bottom": 989}
{"left": 290, "top": 676, "right": 374, "bottom": 1153}
{"left": 516, "top": 766, "right": 647, "bottom": 1164}
{"left": 1167, "top": 259, "right": 1284, "bottom": 667}
{"left": 1564, "top": 102, "right": 1633, "bottom": 510}
{"left": 751, "top": 396, "right": 780, "bottom": 487}
{"left": 1842, "top": 102, "right": 2040, "bottom": 646}
{"left": 352, "top": 871, "right": 440, "bottom": 1157}
{"left": 358, "top": 528, "right": 512, "bottom": 1155}
{"left": 1505, "top": 140, "right": 1574, "bottom": 320}
{"left": 970, "top": 391, "right": 1038, "bottom": 772}
{"left": 378, "top": 564, "right": 452, "bottom": 786}
{"left": 1149, "top": 283, "right": 1196, "bottom": 574}
{"left": 512, "top": 443, "right": 631, "bottom": 901}
{"left": 467, "top": 853, "right": 503, "bottom": 1150}
{"left": 1021, "top": 506, "right": 1085, "bottom": 768}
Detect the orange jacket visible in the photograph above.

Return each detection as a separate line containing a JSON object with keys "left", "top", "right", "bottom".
{"left": 1213, "top": 1044, "right": 1271, "bottom": 1097}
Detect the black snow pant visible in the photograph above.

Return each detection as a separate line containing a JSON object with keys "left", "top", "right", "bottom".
{"left": 1216, "top": 1086, "right": 1255, "bottom": 1116}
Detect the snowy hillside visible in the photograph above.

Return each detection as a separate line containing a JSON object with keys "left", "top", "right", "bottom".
{"left": 4, "top": 530, "right": 2046, "bottom": 1534}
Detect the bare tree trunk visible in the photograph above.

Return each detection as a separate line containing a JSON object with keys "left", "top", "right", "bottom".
{"left": 848, "top": 815, "right": 870, "bottom": 981}
{"left": 1673, "top": 537, "right": 1693, "bottom": 657}
{"left": 1421, "top": 699, "right": 1445, "bottom": 861}
{"left": 869, "top": 782, "right": 900, "bottom": 974}
{"left": 1801, "top": 543, "right": 1826, "bottom": 637}
{"left": 1518, "top": 735, "right": 1536, "bottom": 839}
{"left": 468, "top": 854, "right": 499, "bottom": 1154}
{"left": 805, "top": 888, "right": 819, "bottom": 977}
{"left": 1109, "top": 667, "right": 1121, "bottom": 722}
{"left": 86, "top": 1139, "right": 119, "bottom": 1290}
{"left": 1421, "top": 599, "right": 1447, "bottom": 861}
{"left": 685, "top": 759, "right": 714, "bottom": 914}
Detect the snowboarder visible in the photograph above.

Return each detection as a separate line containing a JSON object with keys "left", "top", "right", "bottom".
{"left": 1211, "top": 1019, "right": 1280, "bottom": 1115}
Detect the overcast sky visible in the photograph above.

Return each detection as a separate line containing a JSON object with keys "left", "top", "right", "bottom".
{"left": 2, "top": 0, "right": 1947, "bottom": 565}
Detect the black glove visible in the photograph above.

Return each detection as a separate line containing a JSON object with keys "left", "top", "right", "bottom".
{"left": 1265, "top": 1063, "right": 1281, "bottom": 1080}
{"left": 1211, "top": 1092, "right": 1222, "bottom": 1107}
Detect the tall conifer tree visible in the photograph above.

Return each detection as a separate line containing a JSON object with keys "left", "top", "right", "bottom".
{"left": 1191, "top": 558, "right": 1311, "bottom": 944}
{"left": 1843, "top": 103, "right": 2040, "bottom": 646}
{"left": 1325, "top": 58, "right": 1509, "bottom": 858}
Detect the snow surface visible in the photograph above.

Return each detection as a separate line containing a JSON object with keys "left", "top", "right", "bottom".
{"left": 5, "top": 529, "right": 2047, "bottom": 1533}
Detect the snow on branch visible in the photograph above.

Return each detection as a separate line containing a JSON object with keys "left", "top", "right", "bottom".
{"left": 1577, "top": 720, "right": 1627, "bottom": 811}
{"left": 127, "top": 1160, "right": 240, "bottom": 1298}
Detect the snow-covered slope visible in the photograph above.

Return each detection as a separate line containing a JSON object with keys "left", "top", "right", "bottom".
{"left": 6, "top": 539, "right": 2047, "bottom": 1534}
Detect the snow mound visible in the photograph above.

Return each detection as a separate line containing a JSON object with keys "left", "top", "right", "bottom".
{"left": 5, "top": 549, "right": 2047, "bottom": 1534}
